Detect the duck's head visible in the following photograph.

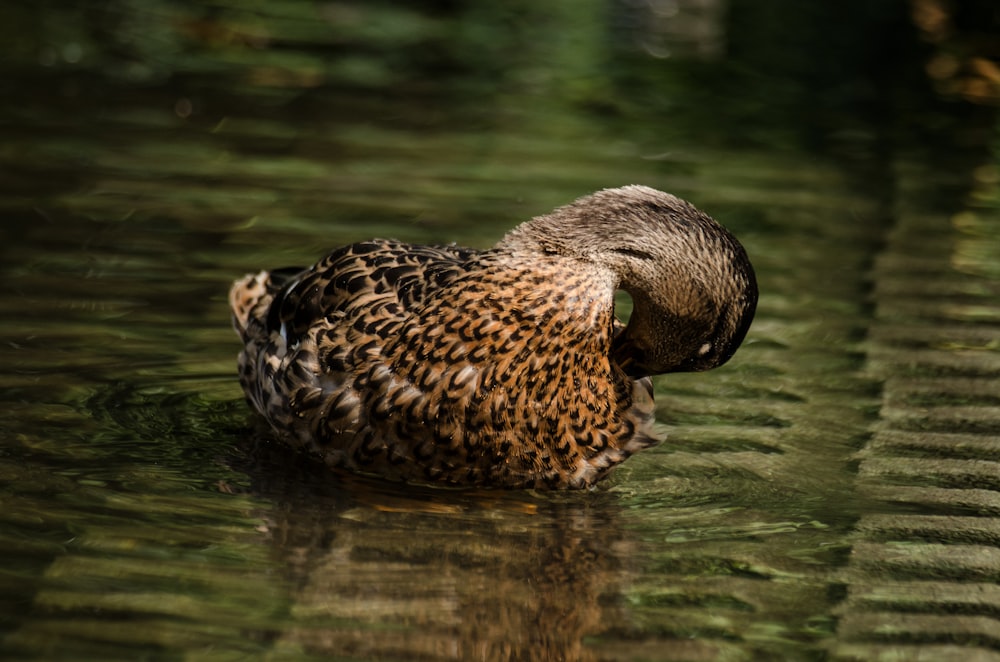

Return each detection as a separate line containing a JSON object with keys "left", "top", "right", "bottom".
{"left": 500, "top": 185, "right": 758, "bottom": 377}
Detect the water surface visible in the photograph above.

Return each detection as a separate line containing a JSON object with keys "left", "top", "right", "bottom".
{"left": 2, "top": 2, "right": 999, "bottom": 660}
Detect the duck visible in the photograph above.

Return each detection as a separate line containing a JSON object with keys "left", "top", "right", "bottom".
{"left": 229, "top": 185, "right": 757, "bottom": 489}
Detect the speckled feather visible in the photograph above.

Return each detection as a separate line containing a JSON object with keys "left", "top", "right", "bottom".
{"left": 230, "top": 186, "right": 757, "bottom": 489}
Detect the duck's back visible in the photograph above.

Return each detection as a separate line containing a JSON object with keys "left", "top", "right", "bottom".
{"left": 230, "top": 239, "right": 658, "bottom": 488}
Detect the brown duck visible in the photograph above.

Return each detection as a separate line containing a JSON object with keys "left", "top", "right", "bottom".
{"left": 230, "top": 186, "right": 757, "bottom": 489}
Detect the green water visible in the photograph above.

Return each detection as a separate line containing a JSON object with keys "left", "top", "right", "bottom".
{"left": 2, "top": 2, "right": 1000, "bottom": 660}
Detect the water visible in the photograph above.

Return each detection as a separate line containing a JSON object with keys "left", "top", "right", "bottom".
{"left": 2, "top": 1, "right": 999, "bottom": 660}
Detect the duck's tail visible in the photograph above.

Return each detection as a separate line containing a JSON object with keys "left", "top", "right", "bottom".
{"left": 229, "top": 271, "right": 273, "bottom": 341}
{"left": 229, "top": 267, "right": 306, "bottom": 339}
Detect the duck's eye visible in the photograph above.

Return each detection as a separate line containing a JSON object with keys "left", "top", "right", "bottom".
{"left": 697, "top": 342, "right": 712, "bottom": 356}
{"left": 611, "top": 247, "right": 656, "bottom": 261}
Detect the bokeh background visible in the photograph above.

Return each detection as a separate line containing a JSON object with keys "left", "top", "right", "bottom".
{"left": 2, "top": 1, "right": 1000, "bottom": 660}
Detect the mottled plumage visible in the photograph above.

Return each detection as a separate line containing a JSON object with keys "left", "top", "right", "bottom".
{"left": 230, "top": 186, "right": 757, "bottom": 489}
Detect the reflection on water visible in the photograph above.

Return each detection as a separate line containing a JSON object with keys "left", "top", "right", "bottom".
{"left": 233, "top": 436, "right": 846, "bottom": 660}
{"left": 1, "top": 1, "right": 999, "bottom": 660}
{"left": 246, "top": 450, "right": 626, "bottom": 661}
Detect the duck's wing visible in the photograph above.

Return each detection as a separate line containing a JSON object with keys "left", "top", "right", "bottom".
{"left": 230, "top": 240, "right": 477, "bottom": 346}
{"left": 272, "top": 241, "right": 477, "bottom": 342}
{"left": 229, "top": 240, "right": 479, "bottom": 446}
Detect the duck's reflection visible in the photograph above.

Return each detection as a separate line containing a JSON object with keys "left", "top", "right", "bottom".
{"left": 238, "top": 438, "right": 630, "bottom": 661}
